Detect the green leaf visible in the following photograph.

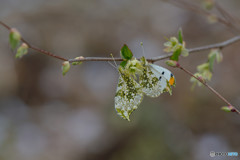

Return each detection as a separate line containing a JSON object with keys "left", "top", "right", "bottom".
{"left": 15, "top": 43, "right": 28, "bottom": 58}
{"left": 120, "top": 60, "right": 127, "bottom": 68}
{"left": 62, "top": 61, "right": 70, "bottom": 76}
{"left": 216, "top": 51, "right": 223, "bottom": 63}
{"left": 209, "top": 49, "right": 222, "bottom": 63}
{"left": 120, "top": 44, "right": 133, "bottom": 60}
{"left": 181, "top": 48, "right": 189, "bottom": 57}
{"left": 9, "top": 28, "right": 21, "bottom": 50}
{"left": 208, "top": 53, "right": 216, "bottom": 72}
{"left": 170, "top": 47, "right": 181, "bottom": 61}
{"left": 178, "top": 28, "right": 183, "bottom": 44}
{"left": 197, "top": 63, "right": 209, "bottom": 72}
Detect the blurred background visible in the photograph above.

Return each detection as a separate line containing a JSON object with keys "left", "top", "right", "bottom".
{"left": 0, "top": 0, "right": 240, "bottom": 159}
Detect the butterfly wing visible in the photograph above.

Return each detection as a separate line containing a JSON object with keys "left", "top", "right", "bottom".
{"left": 115, "top": 73, "right": 143, "bottom": 121}
{"left": 149, "top": 64, "right": 175, "bottom": 94}
{"left": 139, "top": 63, "right": 163, "bottom": 97}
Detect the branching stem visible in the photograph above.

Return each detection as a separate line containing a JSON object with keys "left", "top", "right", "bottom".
{"left": 176, "top": 63, "right": 240, "bottom": 115}
{"left": 0, "top": 20, "right": 239, "bottom": 115}
{"left": 1, "top": 21, "right": 240, "bottom": 63}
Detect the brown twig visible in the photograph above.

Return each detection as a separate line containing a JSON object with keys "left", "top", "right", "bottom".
{"left": 176, "top": 63, "right": 240, "bottom": 115}
{"left": 215, "top": 1, "right": 240, "bottom": 30}
{"left": 67, "top": 35, "right": 240, "bottom": 63}
{"left": 0, "top": 21, "right": 67, "bottom": 61}
{"left": 1, "top": 21, "right": 240, "bottom": 64}
{"left": 166, "top": 0, "right": 240, "bottom": 34}
{"left": 1, "top": 21, "right": 239, "bottom": 115}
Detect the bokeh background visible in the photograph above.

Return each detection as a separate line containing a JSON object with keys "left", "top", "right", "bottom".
{"left": 0, "top": 0, "right": 240, "bottom": 160}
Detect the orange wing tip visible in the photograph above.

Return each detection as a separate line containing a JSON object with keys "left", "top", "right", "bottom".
{"left": 169, "top": 76, "right": 175, "bottom": 86}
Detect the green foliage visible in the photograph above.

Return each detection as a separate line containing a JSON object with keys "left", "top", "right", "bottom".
{"left": 178, "top": 28, "right": 183, "bottom": 44}
{"left": 9, "top": 28, "right": 21, "bottom": 50}
{"left": 164, "top": 29, "right": 189, "bottom": 61}
{"left": 170, "top": 47, "right": 182, "bottom": 61}
{"left": 120, "top": 44, "right": 133, "bottom": 60}
{"left": 119, "top": 44, "right": 134, "bottom": 69}
{"left": 120, "top": 60, "right": 127, "bottom": 68}
{"left": 191, "top": 49, "right": 222, "bottom": 89}
{"left": 15, "top": 43, "right": 28, "bottom": 58}
{"left": 62, "top": 61, "right": 70, "bottom": 76}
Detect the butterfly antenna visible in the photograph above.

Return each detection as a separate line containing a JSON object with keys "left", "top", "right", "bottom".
{"left": 140, "top": 42, "right": 146, "bottom": 57}
{"left": 108, "top": 61, "right": 117, "bottom": 69}
{"left": 110, "top": 53, "right": 118, "bottom": 68}
{"left": 110, "top": 53, "right": 122, "bottom": 75}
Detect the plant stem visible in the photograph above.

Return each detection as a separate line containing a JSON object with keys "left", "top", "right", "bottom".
{"left": 1, "top": 21, "right": 240, "bottom": 63}
{"left": 0, "top": 21, "right": 67, "bottom": 61}
{"left": 177, "top": 63, "right": 240, "bottom": 115}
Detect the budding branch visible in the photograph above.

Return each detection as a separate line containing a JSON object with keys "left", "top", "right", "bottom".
{"left": 0, "top": 21, "right": 239, "bottom": 115}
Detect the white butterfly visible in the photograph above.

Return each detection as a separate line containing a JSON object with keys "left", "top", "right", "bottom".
{"left": 115, "top": 68, "right": 143, "bottom": 121}
{"left": 139, "top": 57, "right": 175, "bottom": 97}
{"left": 114, "top": 57, "right": 175, "bottom": 121}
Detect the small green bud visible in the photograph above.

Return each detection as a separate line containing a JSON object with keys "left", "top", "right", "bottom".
{"left": 202, "top": 0, "right": 215, "bottom": 10}
{"left": 207, "top": 14, "right": 218, "bottom": 24}
{"left": 9, "top": 28, "right": 21, "bottom": 50}
{"left": 72, "top": 56, "right": 83, "bottom": 65}
{"left": 15, "top": 43, "right": 28, "bottom": 58}
{"left": 62, "top": 61, "right": 70, "bottom": 76}
{"left": 221, "top": 106, "right": 232, "bottom": 112}
{"left": 181, "top": 48, "right": 189, "bottom": 57}
{"left": 165, "top": 60, "right": 178, "bottom": 67}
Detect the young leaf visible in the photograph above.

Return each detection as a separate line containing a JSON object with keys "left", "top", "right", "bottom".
{"left": 62, "top": 61, "right": 70, "bottom": 76}
{"left": 208, "top": 53, "right": 216, "bottom": 72}
{"left": 170, "top": 47, "right": 181, "bottom": 61}
{"left": 9, "top": 28, "right": 21, "bottom": 50}
{"left": 15, "top": 43, "right": 28, "bottom": 58}
{"left": 181, "top": 48, "right": 189, "bottom": 57}
{"left": 216, "top": 51, "right": 223, "bottom": 63}
{"left": 120, "top": 60, "right": 127, "bottom": 68}
{"left": 197, "top": 63, "right": 209, "bottom": 72}
{"left": 178, "top": 28, "right": 183, "bottom": 44}
{"left": 120, "top": 44, "right": 133, "bottom": 60}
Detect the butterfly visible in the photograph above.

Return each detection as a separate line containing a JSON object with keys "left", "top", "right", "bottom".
{"left": 115, "top": 67, "right": 143, "bottom": 121}
{"left": 114, "top": 57, "right": 175, "bottom": 121}
{"left": 139, "top": 57, "right": 175, "bottom": 97}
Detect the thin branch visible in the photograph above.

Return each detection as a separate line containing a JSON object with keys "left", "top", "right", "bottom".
{"left": 1, "top": 21, "right": 239, "bottom": 115}
{"left": 166, "top": 0, "right": 240, "bottom": 33}
{"left": 176, "top": 63, "right": 240, "bottom": 115}
{"left": 133, "top": 35, "right": 240, "bottom": 62}
{"left": 215, "top": 1, "right": 240, "bottom": 29}
{"left": 0, "top": 21, "right": 67, "bottom": 61}
{"left": 1, "top": 21, "right": 240, "bottom": 64}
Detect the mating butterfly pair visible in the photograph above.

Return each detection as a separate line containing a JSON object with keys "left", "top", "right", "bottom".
{"left": 115, "top": 57, "right": 175, "bottom": 121}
